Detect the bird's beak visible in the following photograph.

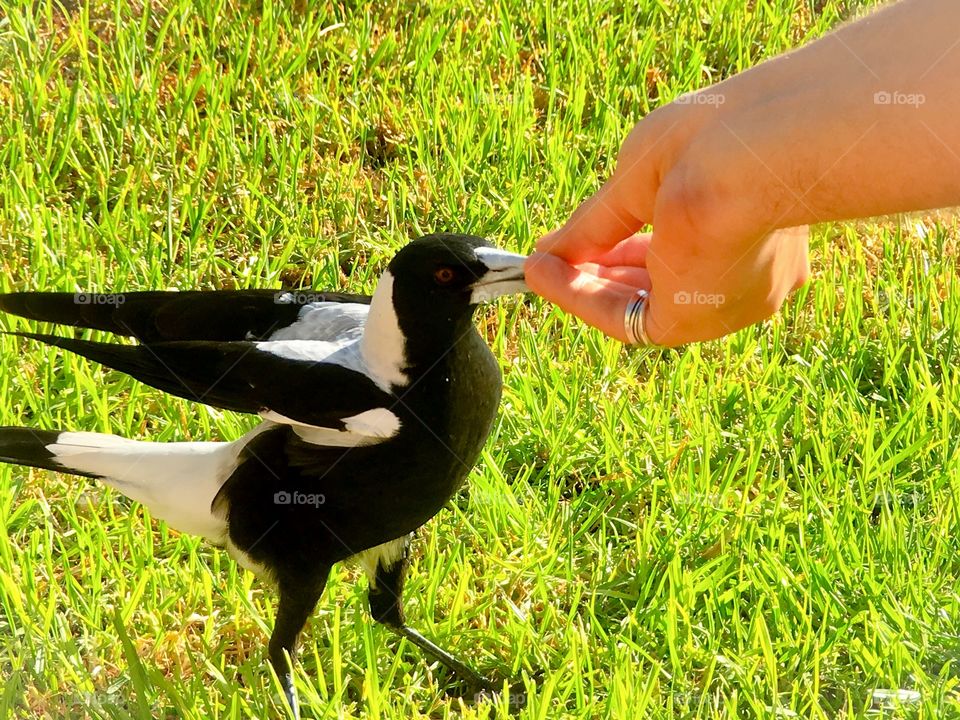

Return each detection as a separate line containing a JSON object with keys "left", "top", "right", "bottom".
{"left": 470, "top": 247, "right": 529, "bottom": 304}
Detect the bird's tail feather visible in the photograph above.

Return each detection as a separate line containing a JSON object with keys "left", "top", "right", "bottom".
{"left": 0, "top": 425, "right": 253, "bottom": 540}
{"left": 0, "top": 292, "right": 135, "bottom": 335}
{"left": 0, "top": 426, "right": 102, "bottom": 479}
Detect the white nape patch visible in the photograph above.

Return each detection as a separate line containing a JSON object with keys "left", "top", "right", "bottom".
{"left": 354, "top": 535, "right": 411, "bottom": 586}
{"left": 46, "top": 424, "right": 271, "bottom": 542}
{"left": 474, "top": 246, "right": 528, "bottom": 271}
{"left": 259, "top": 408, "right": 400, "bottom": 447}
{"left": 360, "top": 271, "right": 408, "bottom": 390}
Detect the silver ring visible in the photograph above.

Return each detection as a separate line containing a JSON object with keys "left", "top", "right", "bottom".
{"left": 624, "top": 289, "right": 654, "bottom": 346}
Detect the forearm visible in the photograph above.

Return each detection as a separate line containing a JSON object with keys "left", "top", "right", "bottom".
{"left": 679, "top": 0, "right": 960, "bottom": 235}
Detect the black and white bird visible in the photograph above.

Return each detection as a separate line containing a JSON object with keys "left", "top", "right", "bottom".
{"left": 0, "top": 234, "right": 529, "bottom": 717}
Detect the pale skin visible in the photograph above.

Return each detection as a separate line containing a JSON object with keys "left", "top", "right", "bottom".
{"left": 525, "top": 0, "right": 960, "bottom": 346}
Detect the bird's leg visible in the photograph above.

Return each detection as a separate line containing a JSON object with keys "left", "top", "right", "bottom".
{"left": 269, "top": 574, "right": 329, "bottom": 719}
{"left": 368, "top": 552, "right": 497, "bottom": 694}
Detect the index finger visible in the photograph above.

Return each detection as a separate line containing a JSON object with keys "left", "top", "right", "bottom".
{"left": 536, "top": 179, "right": 646, "bottom": 264}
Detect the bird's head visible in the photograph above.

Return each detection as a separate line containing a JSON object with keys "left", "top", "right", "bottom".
{"left": 363, "top": 235, "right": 528, "bottom": 370}
{"left": 361, "top": 234, "right": 527, "bottom": 386}
{"left": 387, "top": 234, "right": 527, "bottom": 305}
{"left": 384, "top": 233, "right": 527, "bottom": 324}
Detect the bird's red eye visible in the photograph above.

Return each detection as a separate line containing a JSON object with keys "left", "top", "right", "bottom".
{"left": 434, "top": 267, "right": 456, "bottom": 285}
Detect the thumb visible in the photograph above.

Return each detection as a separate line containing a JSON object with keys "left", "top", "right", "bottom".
{"left": 525, "top": 252, "right": 651, "bottom": 343}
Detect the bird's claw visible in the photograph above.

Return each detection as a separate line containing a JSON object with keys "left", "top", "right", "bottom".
{"left": 461, "top": 670, "right": 542, "bottom": 712}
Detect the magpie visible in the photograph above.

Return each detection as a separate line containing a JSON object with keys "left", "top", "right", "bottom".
{"left": 0, "top": 234, "right": 529, "bottom": 717}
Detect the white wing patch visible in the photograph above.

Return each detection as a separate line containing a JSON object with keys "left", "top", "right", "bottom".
{"left": 255, "top": 333, "right": 371, "bottom": 382}
{"left": 253, "top": 293, "right": 405, "bottom": 394}
{"left": 342, "top": 408, "right": 401, "bottom": 438}
{"left": 268, "top": 302, "right": 369, "bottom": 342}
{"left": 259, "top": 408, "right": 401, "bottom": 447}
{"left": 257, "top": 302, "right": 370, "bottom": 371}
{"left": 255, "top": 338, "right": 354, "bottom": 363}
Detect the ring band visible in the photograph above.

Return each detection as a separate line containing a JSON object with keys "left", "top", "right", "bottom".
{"left": 624, "top": 289, "right": 654, "bottom": 346}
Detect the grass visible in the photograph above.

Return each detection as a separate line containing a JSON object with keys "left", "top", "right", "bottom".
{"left": 1, "top": 0, "right": 958, "bottom": 717}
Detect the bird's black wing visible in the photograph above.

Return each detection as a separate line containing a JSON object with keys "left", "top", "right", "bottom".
{"left": 10, "top": 332, "right": 392, "bottom": 429}
{"left": 0, "top": 290, "right": 371, "bottom": 343}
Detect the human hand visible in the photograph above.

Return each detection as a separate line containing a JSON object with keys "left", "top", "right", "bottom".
{"left": 525, "top": 101, "right": 811, "bottom": 346}
{"left": 525, "top": 0, "right": 960, "bottom": 347}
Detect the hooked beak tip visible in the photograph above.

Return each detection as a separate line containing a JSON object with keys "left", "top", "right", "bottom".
{"left": 471, "top": 247, "right": 529, "bottom": 302}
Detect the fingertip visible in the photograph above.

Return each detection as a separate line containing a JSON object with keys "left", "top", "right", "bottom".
{"left": 534, "top": 230, "right": 561, "bottom": 253}
{"left": 536, "top": 221, "right": 596, "bottom": 265}
{"left": 533, "top": 237, "right": 594, "bottom": 265}
{"left": 535, "top": 232, "right": 590, "bottom": 263}
{"left": 524, "top": 251, "right": 569, "bottom": 297}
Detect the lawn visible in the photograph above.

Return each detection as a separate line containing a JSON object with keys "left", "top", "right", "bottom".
{"left": 1, "top": 0, "right": 958, "bottom": 718}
